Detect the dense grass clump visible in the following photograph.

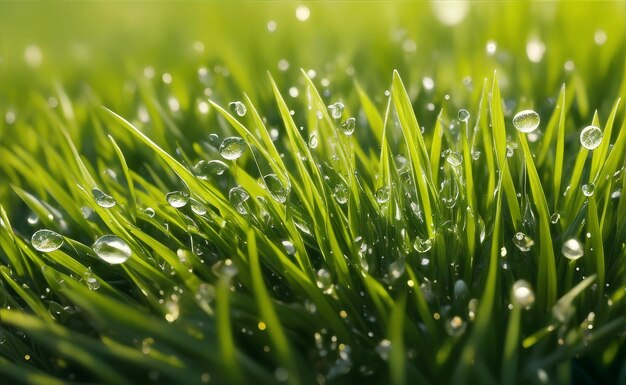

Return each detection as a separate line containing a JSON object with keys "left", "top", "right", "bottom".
{"left": 0, "top": 2, "right": 625, "bottom": 384}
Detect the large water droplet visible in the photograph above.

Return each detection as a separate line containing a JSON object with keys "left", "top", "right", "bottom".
{"left": 166, "top": 191, "right": 190, "bottom": 208}
{"left": 93, "top": 235, "right": 132, "bottom": 264}
{"left": 562, "top": 238, "right": 584, "bottom": 260}
{"left": 513, "top": 110, "right": 540, "bottom": 133}
{"left": 375, "top": 186, "right": 391, "bottom": 204}
{"left": 92, "top": 188, "right": 116, "bottom": 208}
{"left": 582, "top": 183, "right": 595, "bottom": 197}
{"left": 333, "top": 183, "right": 349, "bottom": 205}
{"left": 263, "top": 174, "right": 290, "bottom": 204}
{"left": 512, "top": 232, "right": 535, "bottom": 252}
{"left": 190, "top": 199, "right": 207, "bottom": 215}
{"left": 229, "top": 101, "right": 247, "bottom": 117}
{"left": 229, "top": 186, "right": 250, "bottom": 214}
{"left": 327, "top": 102, "right": 344, "bottom": 120}
{"left": 413, "top": 236, "right": 433, "bottom": 253}
{"left": 512, "top": 280, "right": 535, "bottom": 308}
{"left": 580, "top": 125, "right": 603, "bottom": 150}
{"left": 31, "top": 229, "right": 63, "bottom": 252}
{"left": 193, "top": 160, "right": 228, "bottom": 179}
{"left": 219, "top": 137, "right": 247, "bottom": 160}
{"left": 340, "top": 117, "right": 355, "bottom": 136}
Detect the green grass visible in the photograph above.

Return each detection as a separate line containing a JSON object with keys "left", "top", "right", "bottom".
{"left": 1, "top": 1, "right": 626, "bottom": 384}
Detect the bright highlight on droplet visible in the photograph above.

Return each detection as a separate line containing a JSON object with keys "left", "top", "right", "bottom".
{"left": 580, "top": 125, "right": 603, "bottom": 150}
{"left": 31, "top": 229, "right": 64, "bottom": 252}
{"left": 562, "top": 238, "right": 584, "bottom": 260}
{"left": 93, "top": 235, "right": 132, "bottom": 264}
{"left": 513, "top": 110, "right": 540, "bottom": 133}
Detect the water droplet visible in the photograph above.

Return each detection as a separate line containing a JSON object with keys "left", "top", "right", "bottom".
{"left": 282, "top": 240, "right": 295, "bottom": 255}
{"left": 27, "top": 212, "right": 39, "bottom": 225}
{"left": 229, "top": 186, "right": 250, "bottom": 214}
{"left": 308, "top": 132, "right": 319, "bottom": 148}
{"left": 316, "top": 269, "right": 334, "bottom": 294}
{"left": 580, "top": 125, "right": 603, "bottom": 150}
{"left": 193, "top": 160, "right": 228, "bottom": 179}
{"left": 219, "top": 137, "right": 247, "bottom": 160}
{"left": 327, "top": 102, "right": 344, "bottom": 120}
{"left": 295, "top": 5, "right": 310, "bottom": 21}
{"left": 550, "top": 212, "right": 560, "bottom": 224}
{"left": 562, "top": 238, "right": 584, "bottom": 260}
{"left": 190, "top": 199, "right": 207, "bottom": 215}
{"left": 166, "top": 191, "right": 190, "bottom": 208}
{"left": 440, "top": 179, "right": 459, "bottom": 208}
{"left": 211, "top": 259, "right": 238, "bottom": 279}
{"left": 454, "top": 279, "right": 469, "bottom": 300}
{"left": 83, "top": 271, "right": 100, "bottom": 290}
{"left": 333, "top": 183, "right": 349, "bottom": 205}
{"left": 340, "top": 117, "right": 356, "bottom": 136}
{"left": 513, "top": 110, "right": 540, "bottom": 133}
{"left": 263, "top": 174, "right": 290, "bottom": 204}
{"left": 512, "top": 232, "right": 535, "bottom": 252}
{"left": 512, "top": 280, "right": 535, "bottom": 308}
{"left": 458, "top": 109, "right": 470, "bottom": 122}
{"left": 422, "top": 76, "right": 434, "bottom": 90}
{"left": 375, "top": 186, "right": 391, "bottom": 204}
{"left": 143, "top": 207, "right": 155, "bottom": 218}
{"left": 445, "top": 316, "right": 467, "bottom": 336}
{"left": 93, "top": 235, "right": 132, "bottom": 264}
{"left": 195, "top": 283, "right": 215, "bottom": 314}
{"left": 229, "top": 101, "right": 246, "bottom": 117}
{"left": 388, "top": 260, "right": 405, "bottom": 279}
{"left": 92, "top": 188, "right": 116, "bottom": 208}
{"left": 31, "top": 229, "right": 63, "bottom": 252}
{"left": 413, "top": 236, "right": 433, "bottom": 253}
{"left": 375, "top": 339, "right": 392, "bottom": 361}
{"left": 445, "top": 151, "right": 463, "bottom": 167}
{"left": 165, "top": 295, "right": 180, "bottom": 323}
{"left": 582, "top": 183, "right": 595, "bottom": 197}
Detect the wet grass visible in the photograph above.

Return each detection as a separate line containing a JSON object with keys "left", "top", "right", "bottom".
{"left": 0, "top": 2, "right": 625, "bottom": 384}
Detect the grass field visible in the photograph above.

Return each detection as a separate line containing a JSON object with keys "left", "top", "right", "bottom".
{"left": 0, "top": 1, "right": 625, "bottom": 384}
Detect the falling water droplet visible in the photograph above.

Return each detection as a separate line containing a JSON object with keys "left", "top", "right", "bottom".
{"left": 582, "top": 183, "right": 595, "bottom": 197}
{"left": 229, "top": 101, "right": 247, "bottom": 117}
{"left": 31, "top": 229, "right": 63, "bottom": 252}
{"left": 93, "top": 235, "right": 132, "bottom": 264}
{"left": 513, "top": 110, "right": 540, "bottom": 133}
{"left": 92, "top": 188, "right": 116, "bottom": 208}
{"left": 327, "top": 102, "right": 344, "bottom": 120}
{"left": 458, "top": 109, "right": 470, "bottom": 122}
{"left": 413, "top": 236, "right": 433, "bottom": 253}
{"left": 512, "top": 280, "right": 535, "bottom": 308}
{"left": 512, "top": 232, "right": 535, "bottom": 252}
{"left": 580, "top": 125, "right": 603, "bottom": 150}
{"left": 375, "top": 186, "right": 391, "bottom": 204}
{"left": 562, "top": 238, "right": 584, "bottom": 260}
{"left": 193, "top": 160, "right": 228, "bottom": 179}
{"left": 340, "top": 117, "right": 356, "bottom": 136}
{"left": 219, "top": 137, "right": 247, "bottom": 160}
{"left": 263, "top": 174, "right": 290, "bottom": 204}
{"left": 166, "top": 191, "right": 190, "bottom": 208}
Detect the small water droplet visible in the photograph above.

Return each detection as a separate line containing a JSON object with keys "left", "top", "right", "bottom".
{"left": 327, "top": 102, "right": 344, "bottom": 120}
{"left": 316, "top": 269, "right": 334, "bottom": 294}
{"left": 458, "top": 109, "right": 470, "bottom": 122}
{"left": 340, "top": 117, "right": 355, "bottom": 136}
{"left": 582, "top": 183, "right": 595, "bottom": 197}
{"left": 333, "top": 183, "right": 349, "bottom": 205}
{"left": 282, "top": 240, "right": 295, "bottom": 255}
{"left": 143, "top": 207, "right": 155, "bottom": 217}
{"left": 83, "top": 271, "right": 100, "bottom": 290}
{"left": 190, "top": 199, "right": 207, "bottom": 215}
{"left": 166, "top": 191, "right": 190, "bottom": 208}
{"left": 445, "top": 151, "right": 463, "bottom": 167}
{"left": 445, "top": 316, "right": 467, "bottom": 336}
{"left": 229, "top": 186, "right": 250, "bottom": 214}
{"left": 580, "top": 125, "right": 603, "bottom": 150}
{"left": 229, "top": 101, "right": 247, "bottom": 117}
{"left": 413, "top": 236, "right": 433, "bottom": 253}
{"left": 388, "top": 260, "right": 405, "bottom": 279}
{"left": 263, "top": 174, "right": 290, "bottom": 204}
{"left": 562, "top": 238, "right": 584, "bottom": 260}
{"left": 219, "top": 137, "right": 247, "bottom": 160}
{"left": 92, "top": 188, "right": 116, "bottom": 208}
{"left": 513, "top": 110, "right": 540, "bottom": 133}
{"left": 375, "top": 339, "right": 392, "bottom": 361}
{"left": 512, "top": 280, "right": 535, "bottom": 308}
{"left": 512, "top": 232, "right": 535, "bottom": 252}
{"left": 211, "top": 259, "right": 238, "bottom": 279}
{"left": 93, "top": 235, "right": 132, "bottom": 264}
{"left": 48, "top": 301, "right": 71, "bottom": 323}
{"left": 31, "top": 229, "right": 63, "bottom": 252}
{"left": 454, "top": 279, "right": 468, "bottom": 300}
{"left": 440, "top": 179, "right": 459, "bottom": 208}
{"left": 193, "top": 160, "right": 228, "bottom": 179}
{"left": 165, "top": 295, "right": 180, "bottom": 323}
{"left": 375, "top": 186, "right": 391, "bottom": 204}
{"left": 27, "top": 212, "right": 39, "bottom": 225}
{"left": 550, "top": 212, "right": 560, "bottom": 224}
{"left": 308, "top": 132, "right": 319, "bottom": 148}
